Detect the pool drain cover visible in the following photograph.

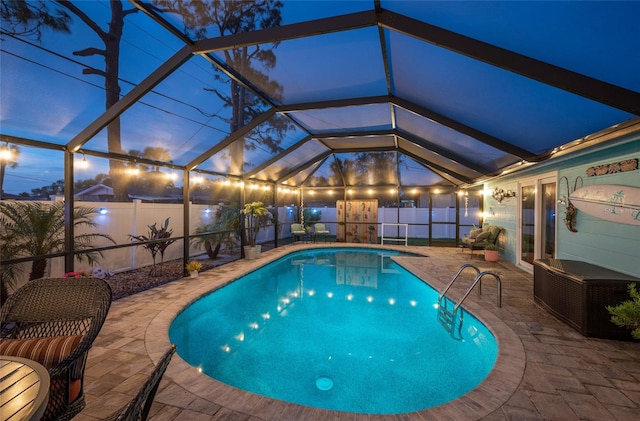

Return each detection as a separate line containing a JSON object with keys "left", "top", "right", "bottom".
{"left": 315, "top": 376, "right": 334, "bottom": 391}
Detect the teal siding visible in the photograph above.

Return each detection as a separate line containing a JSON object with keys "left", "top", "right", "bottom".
{"left": 485, "top": 139, "right": 640, "bottom": 277}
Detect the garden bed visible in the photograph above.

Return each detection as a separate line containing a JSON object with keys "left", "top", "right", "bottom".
{"left": 105, "top": 257, "right": 225, "bottom": 300}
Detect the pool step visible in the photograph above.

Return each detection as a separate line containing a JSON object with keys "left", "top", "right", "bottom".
{"left": 437, "top": 302, "right": 463, "bottom": 340}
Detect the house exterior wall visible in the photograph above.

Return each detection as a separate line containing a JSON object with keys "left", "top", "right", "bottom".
{"left": 484, "top": 139, "right": 640, "bottom": 277}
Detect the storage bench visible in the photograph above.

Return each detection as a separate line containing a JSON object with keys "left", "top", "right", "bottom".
{"left": 533, "top": 259, "right": 639, "bottom": 340}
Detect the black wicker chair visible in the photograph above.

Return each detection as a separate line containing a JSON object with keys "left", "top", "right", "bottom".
{"left": 0, "top": 277, "right": 112, "bottom": 421}
{"left": 103, "top": 345, "right": 176, "bottom": 421}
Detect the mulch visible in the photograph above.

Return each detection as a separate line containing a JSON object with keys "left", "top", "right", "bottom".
{"left": 104, "top": 258, "right": 217, "bottom": 300}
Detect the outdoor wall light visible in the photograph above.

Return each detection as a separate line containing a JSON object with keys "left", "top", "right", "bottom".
{"left": 98, "top": 208, "right": 108, "bottom": 215}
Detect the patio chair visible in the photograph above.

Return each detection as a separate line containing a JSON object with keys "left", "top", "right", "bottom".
{"left": 460, "top": 225, "right": 504, "bottom": 257}
{"left": 313, "top": 223, "right": 330, "bottom": 242}
{"left": 291, "top": 223, "right": 306, "bottom": 242}
{"left": 103, "top": 345, "right": 176, "bottom": 421}
{"left": 0, "top": 277, "right": 112, "bottom": 421}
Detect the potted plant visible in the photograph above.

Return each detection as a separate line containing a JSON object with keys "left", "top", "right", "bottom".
{"left": 185, "top": 260, "right": 203, "bottom": 278}
{"left": 241, "top": 201, "right": 271, "bottom": 259}
{"left": 484, "top": 244, "right": 499, "bottom": 262}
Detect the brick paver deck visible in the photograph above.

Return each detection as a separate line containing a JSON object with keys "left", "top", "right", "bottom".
{"left": 75, "top": 245, "right": 640, "bottom": 420}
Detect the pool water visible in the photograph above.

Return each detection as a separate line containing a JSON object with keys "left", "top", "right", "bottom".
{"left": 169, "top": 248, "right": 497, "bottom": 414}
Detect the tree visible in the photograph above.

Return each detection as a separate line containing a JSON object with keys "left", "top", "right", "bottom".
{"left": 31, "top": 179, "right": 65, "bottom": 197}
{"left": 125, "top": 147, "right": 176, "bottom": 197}
{"left": 154, "top": 0, "right": 292, "bottom": 174}
{"left": 0, "top": 1, "right": 71, "bottom": 40}
{"left": 1, "top": 1, "right": 137, "bottom": 201}
{"left": 0, "top": 201, "right": 116, "bottom": 296}
{"left": 0, "top": 142, "right": 20, "bottom": 199}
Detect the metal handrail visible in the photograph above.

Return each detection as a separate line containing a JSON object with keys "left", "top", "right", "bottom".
{"left": 453, "top": 271, "right": 502, "bottom": 313}
{"left": 438, "top": 264, "right": 502, "bottom": 315}
{"left": 438, "top": 263, "right": 480, "bottom": 302}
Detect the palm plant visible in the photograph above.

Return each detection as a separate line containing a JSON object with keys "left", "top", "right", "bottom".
{"left": 191, "top": 205, "right": 240, "bottom": 259}
{"left": 0, "top": 201, "right": 115, "bottom": 302}
{"left": 241, "top": 201, "right": 271, "bottom": 247}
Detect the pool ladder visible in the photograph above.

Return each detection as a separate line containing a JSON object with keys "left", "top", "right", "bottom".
{"left": 437, "top": 264, "right": 502, "bottom": 338}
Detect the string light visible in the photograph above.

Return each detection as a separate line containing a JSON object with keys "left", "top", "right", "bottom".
{"left": 0, "top": 143, "right": 14, "bottom": 162}
{"left": 77, "top": 152, "right": 89, "bottom": 169}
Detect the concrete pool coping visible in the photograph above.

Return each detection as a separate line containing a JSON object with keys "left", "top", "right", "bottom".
{"left": 144, "top": 243, "right": 525, "bottom": 419}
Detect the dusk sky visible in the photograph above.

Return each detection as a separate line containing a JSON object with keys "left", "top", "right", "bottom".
{"left": 1, "top": 1, "right": 638, "bottom": 195}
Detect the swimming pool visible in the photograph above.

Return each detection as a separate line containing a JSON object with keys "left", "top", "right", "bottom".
{"left": 169, "top": 248, "right": 498, "bottom": 414}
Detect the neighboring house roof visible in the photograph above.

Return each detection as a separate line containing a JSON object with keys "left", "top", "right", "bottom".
{"left": 75, "top": 183, "right": 114, "bottom": 197}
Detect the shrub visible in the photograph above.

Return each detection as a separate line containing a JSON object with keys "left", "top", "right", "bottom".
{"left": 607, "top": 283, "right": 640, "bottom": 340}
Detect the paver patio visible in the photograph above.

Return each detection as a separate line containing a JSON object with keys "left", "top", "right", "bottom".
{"left": 75, "top": 245, "right": 640, "bottom": 420}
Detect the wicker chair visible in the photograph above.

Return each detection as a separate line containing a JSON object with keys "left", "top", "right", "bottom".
{"left": 0, "top": 277, "right": 112, "bottom": 421}
{"left": 103, "top": 345, "right": 176, "bottom": 421}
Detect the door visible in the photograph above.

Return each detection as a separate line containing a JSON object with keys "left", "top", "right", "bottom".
{"left": 518, "top": 173, "right": 557, "bottom": 269}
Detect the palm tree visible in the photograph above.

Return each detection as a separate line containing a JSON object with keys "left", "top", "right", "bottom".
{"left": 191, "top": 204, "right": 241, "bottom": 259}
{"left": 0, "top": 201, "right": 115, "bottom": 287}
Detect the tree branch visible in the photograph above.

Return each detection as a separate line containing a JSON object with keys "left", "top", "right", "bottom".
{"left": 82, "top": 68, "right": 109, "bottom": 78}
{"left": 73, "top": 47, "right": 106, "bottom": 57}
{"left": 56, "top": 0, "right": 107, "bottom": 39}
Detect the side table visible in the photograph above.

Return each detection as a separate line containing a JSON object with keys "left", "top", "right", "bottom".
{"left": 0, "top": 355, "right": 50, "bottom": 421}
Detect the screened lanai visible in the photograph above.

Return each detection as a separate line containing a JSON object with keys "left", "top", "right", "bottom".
{"left": 1, "top": 1, "right": 640, "bottom": 275}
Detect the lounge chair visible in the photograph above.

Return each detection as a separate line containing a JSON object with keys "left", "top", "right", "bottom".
{"left": 313, "top": 223, "right": 330, "bottom": 242}
{"left": 291, "top": 223, "right": 306, "bottom": 242}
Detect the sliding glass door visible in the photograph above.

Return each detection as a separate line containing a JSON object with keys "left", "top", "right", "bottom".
{"left": 518, "top": 173, "right": 557, "bottom": 269}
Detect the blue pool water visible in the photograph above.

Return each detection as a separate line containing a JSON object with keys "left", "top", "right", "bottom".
{"left": 169, "top": 248, "right": 497, "bottom": 414}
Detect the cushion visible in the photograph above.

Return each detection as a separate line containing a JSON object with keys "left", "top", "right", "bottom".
{"left": 468, "top": 228, "right": 482, "bottom": 239}
{"left": 0, "top": 335, "right": 83, "bottom": 369}
{"left": 475, "top": 231, "right": 491, "bottom": 242}
{"left": 486, "top": 225, "right": 502, "bottom": 239}
{"left": 0, "top": 335, "right": 84, "bottom": 404}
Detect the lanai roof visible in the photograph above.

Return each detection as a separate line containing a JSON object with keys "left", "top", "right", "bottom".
{"left": 2, "top": 0, "right": 639, "bottom": 192}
